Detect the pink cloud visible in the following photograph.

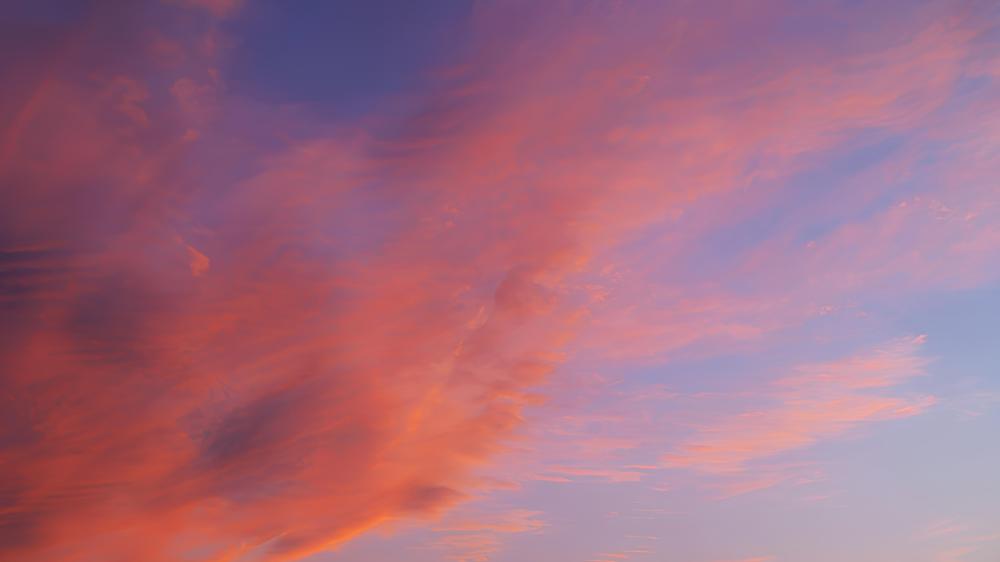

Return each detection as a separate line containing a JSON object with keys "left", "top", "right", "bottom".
{"left": 166, "top": 0, "right": 243, "bottom": 17}
{"left": 0, "top": 2, "right": 997, "bottom": 562}
{"left": 662, "top": 336, "right": 934, "bottom": 475}
{"left": 587, "top": 549, "right": 653, "bottom": 562}
{"left": 538, "top": 466, "right": 644, "bottom": 483}
{"left": 428, "top": 509, "right": 546, "bottom": 562}
{"left": 921, "top": 519, "right": 1000, "bottom": 562}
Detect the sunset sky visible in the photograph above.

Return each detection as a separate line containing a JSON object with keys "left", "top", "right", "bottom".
{"left": 1, "top": 1, "right": 999, "bottom": 562}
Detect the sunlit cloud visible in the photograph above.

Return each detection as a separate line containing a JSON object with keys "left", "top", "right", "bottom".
{"left": 2, "top": 1, "right": 998, "bottom": 562}
{"left": 662, "top": 336, "right": 934, "bottom": 475}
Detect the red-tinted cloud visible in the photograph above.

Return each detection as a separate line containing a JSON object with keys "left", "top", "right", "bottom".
{"left": 0, "top": 4, "right": 573, "bottom": 560}
{"left": 1, "top": 2, "right": 997, "bottom": 561}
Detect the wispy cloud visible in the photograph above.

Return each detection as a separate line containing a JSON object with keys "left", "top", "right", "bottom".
{"left": 662, "top": 337, "right": 934, "bottom": 484}
{"left": 426, "top": 509, "right": 546, "bottom": 562}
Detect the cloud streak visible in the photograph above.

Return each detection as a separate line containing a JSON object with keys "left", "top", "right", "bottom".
{"left": 662, "top": 336, "right": 934, "bottom": 475}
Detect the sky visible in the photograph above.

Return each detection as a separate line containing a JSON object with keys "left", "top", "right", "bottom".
{"left": 1, "top": 1, "right": 998, "bottom": 562}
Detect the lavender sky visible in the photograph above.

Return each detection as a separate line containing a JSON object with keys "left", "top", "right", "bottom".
{"left": 1, "top": 1, "right": 999, "bottom": 562}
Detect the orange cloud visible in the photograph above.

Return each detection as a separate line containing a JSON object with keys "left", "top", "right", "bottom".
{"left": 0, "top": 7, "right": 573, "bottom": 562}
